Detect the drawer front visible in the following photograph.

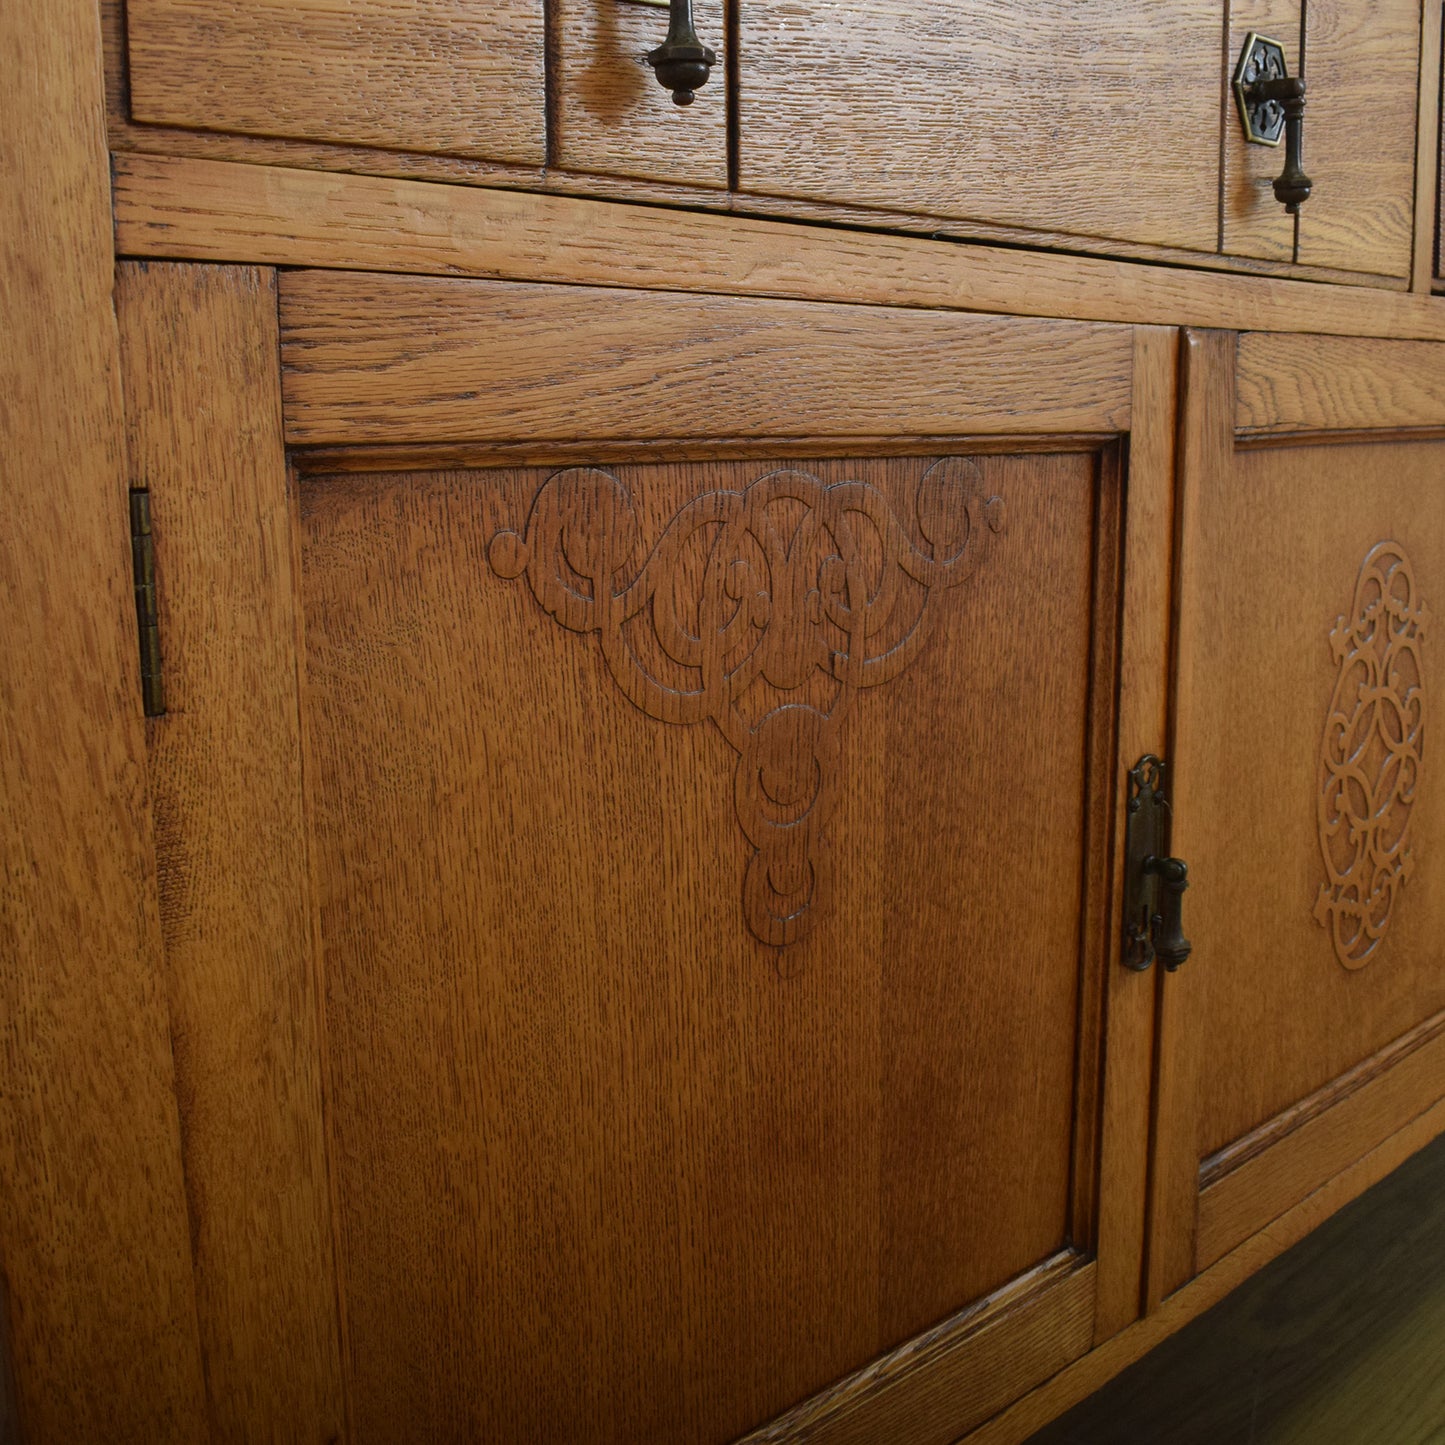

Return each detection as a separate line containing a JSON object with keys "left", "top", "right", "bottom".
{"left": 124, "top": 0, "right": 547, "bottom": 167}
{"left": 1223, "top": 0, "right": 1421, "bottom": 278}
{"left": 734, "top": 0, "right": 1224, "bottom": 253}
{"left": 552, "top": 0, "right": 728, "bottom": 188}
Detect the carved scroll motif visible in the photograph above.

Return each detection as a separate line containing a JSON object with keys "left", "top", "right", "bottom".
{"left": 487, "top": 461, "right": 1006, "bottom": 947}
{"left": 1314, "top": 542, "right": 1429, "bottom": 969}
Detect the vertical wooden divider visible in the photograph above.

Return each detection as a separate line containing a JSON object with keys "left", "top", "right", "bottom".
{"left": 1092, "top": 326, "right": 1181, "bottom": 1343}
{"left": 115, "top": 261, "right": 346, "bottom": 1443}
{"left": 1144, "top": 328, "right": 1237, "bottom": 1307}
{"left": 0, "top": 2, "right": 210, "bottom": 1441}
{"left": 1412, "top": 0, "right": 1444, "bottom": 292}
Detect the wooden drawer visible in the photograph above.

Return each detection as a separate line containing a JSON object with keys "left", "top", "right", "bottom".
{"left": 734, "top": 1, "right": 1225, "bottom": 254}
{"left": 1223, "top": 0, "right": 1423, "bottom": 279}
{"left": 123, "top": 0, "right": 548, "bottom": 167}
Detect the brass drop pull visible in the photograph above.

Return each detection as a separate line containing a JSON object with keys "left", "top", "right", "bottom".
{"left": 1122, "top": 756, "right": 1193, "bottom": 972}
{"left": 1143, "top": 855, "right": 1192, "bottom": 971}
{"left": 1233, "top": 33, "right": 1313, "bottom": 214}
{"left": 646, "top": 0, "right": 716, "bottom": 106}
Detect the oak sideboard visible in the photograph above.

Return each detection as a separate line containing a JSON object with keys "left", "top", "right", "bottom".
{"left": 6, "top": 2, "right": 1445, "bottom": 1442}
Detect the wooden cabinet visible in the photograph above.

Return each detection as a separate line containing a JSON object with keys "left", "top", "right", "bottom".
{"left": 11, "top": 1, "right": 1445, "bottom": 1442}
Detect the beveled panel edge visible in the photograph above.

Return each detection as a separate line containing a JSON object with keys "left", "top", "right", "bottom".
{"left": 113, "top": 155, "right": 1445, "bottom": 343}
{"left": 1195, "top": 1008, "right": 1445, "bottom": 1270}
{"left": 1236, "top": 332, "right": 1445, "bottom": 432}
{"left": 275, "top": 271, "right": 1134, "bottom": 447}
{"left": 962, "top": 1095, "right": 1445, "bottom": 1445}
{"left": 736, "top": 1253, "right": 1095, "bottom": 1445}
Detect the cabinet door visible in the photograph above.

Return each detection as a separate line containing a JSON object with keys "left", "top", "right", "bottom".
{"left": 1152, "top": 330, "right": 1445, "bottom": 1301}
{"left": 116, "top": 263, "right": 1170, "bottom": 1445}
{"left": 735, "top": 0, "right": 1223, "bottom": 254}
{"left": 124, "top": 0, "right": 546, "bottom": 166}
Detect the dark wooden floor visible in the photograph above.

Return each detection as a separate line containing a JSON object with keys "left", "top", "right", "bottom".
{"left": 1027, "top": 1131, "right": 1445, "bottom": 1444}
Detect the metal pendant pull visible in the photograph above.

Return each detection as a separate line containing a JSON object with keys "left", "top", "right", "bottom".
{"left": 646, "top": 0, "right": 716, "bottom": 106}
{"left": 1233, "top": 32, "right": 1313, "bottom": 214}
{"left": 1122, "top": 756, "right": 1193, "bottom": 972}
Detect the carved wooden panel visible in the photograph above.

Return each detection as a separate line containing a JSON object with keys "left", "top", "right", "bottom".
{"left": 1315, "top": 542, "right": 1428, "bottom": 968}
{"left": 297, "top": 450, "right": 1105, "bottom": 1444}
{"left": 487, "top": 459, "right": 1005, "bottom": 946}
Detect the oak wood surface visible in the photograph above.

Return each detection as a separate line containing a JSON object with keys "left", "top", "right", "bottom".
{"left": 1295, "top": 0, "right": 1421, "bottom": 279}
{"left": 123, "top": 0, "right": 546, "bottom": 167}
{"left": 112, "top": 155, "right": 1445, "bottom": 342}
{"left": 1183, "top": 432, "right": 1445, "bottom": 1157}
{"left": 0, "top": 0, "right": 208, "bottom": 1438}
{"left": 297, "top": 445, "right": 1111, "bottom": 1442}
{"left": 1196, "top": 1008, "right": 1445, "bottom": 1268}
{"left": 1220, "top": 0, "right": 1300, "bottom": 265}
{"left": 552, "top": 0, "right": 727, "bottom": 188}
{"left": 735, "top": 0, "right": 1222, "bottom": 253}
{"left": 1090, "top": 327, "right": 1180, "bottom": 1345}
{"left": 964, "top": 1094, "right": 1445, "bottom": 1445}
{"left": 1237, "top": 332, "right": 1445, "bottom": 430}
{"left": 277, "top": 273, "right": 1134, "bottom": 446}
{"left": 1143, "top": 329, "right": 1237, "bottom": 1309}
{"left": 739, "top": 1258, "right": 1096, "bottom": 1445}
{"left": 114, "top": 261, "right": 347, "bottom": 1444}
{"left": 1412, "top": 0, "right": 1443, "bottom": 291}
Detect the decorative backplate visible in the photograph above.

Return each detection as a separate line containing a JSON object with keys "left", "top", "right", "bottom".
{"left": 1313, "top": 542, "right": 1428, "bottom": 969}
{"left": 488, "top": 460, "right": 1005, "bottom": 947}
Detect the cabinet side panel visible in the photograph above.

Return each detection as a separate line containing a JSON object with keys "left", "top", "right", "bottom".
{"left": 115, "top": 261, "right": 348, "bottom": 1445}
{"left": 0, "top": 0, "right": 209, "bottom": 1438}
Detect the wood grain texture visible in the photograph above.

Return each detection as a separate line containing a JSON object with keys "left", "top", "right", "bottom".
{"left": 1237, "top": 332, "right": 1445, "bottom": 430}
{"left": 1413, "top": 0, "right": 1443, "bottom": 291}
{"left": 124, "top": 0, "right": 545, "bottom": 166}
{"left": 1091, "top": 328, "right": 1180, "bottom": 1344}
{"left": 0, "top": 0, "right": 208, "bottom": 1438}
{"left": 1221, "top": 1, "right": 1300, "bottom": 264}
{"left": 739, "top": 1258, "right": 1096, "bottom": 1445}
{"left": 1144, "top": 329, "right": 1237, "bottom": 1309}
{"left": 298, "top": 448, "right": 1108, "bottom": 1443}
{"left": 114, "top": 261, "right": 347, "bottom": 1444}
{"left": 963, "top": 1093, "right": 1445, "bottom": 1445}
{"left": 735, "top": 0, "right": 1222, "bottom": 253}
{"left": 1024, "top": 1130, "right": 1445, "bottom": 1445}
{"left": 1196, "top": 1009, "right": 1445, "bottom": 1268}
{"left": 277, "top": 273, "right": 1133, "bottom": 445}
{"left": 112, "top": 155, "right": 1445, "bottom": 342}
{"left": 1295, "top": 0, "right": 1421, "bottom": 279}
{"left": 552, "top": 0, "right": 727, "bottom": 188}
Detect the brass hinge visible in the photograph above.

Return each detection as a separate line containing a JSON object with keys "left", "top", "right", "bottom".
{"left": 128, "top": 487, "right": 166, "bottom": 717}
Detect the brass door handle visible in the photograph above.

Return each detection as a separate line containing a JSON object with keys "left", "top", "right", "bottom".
{"left": 1234, "top": 33, "right": 1313, "bottom": 214}
{"left": 646, "top": 0, "right": 716, "bottom": 106}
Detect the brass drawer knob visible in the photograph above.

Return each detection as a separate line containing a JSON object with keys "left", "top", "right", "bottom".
{"left": 1233, "top": 32, "right": 1313, "bottom": 214}
{"left": 647, "top": 0, "right": 717, "bottom": 106}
